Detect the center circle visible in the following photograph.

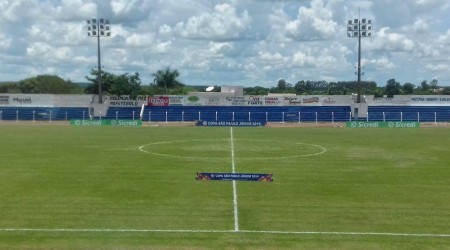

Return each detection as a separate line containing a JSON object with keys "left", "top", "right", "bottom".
{"left": 139, "top": 139, "right": 326, "bottom": 160}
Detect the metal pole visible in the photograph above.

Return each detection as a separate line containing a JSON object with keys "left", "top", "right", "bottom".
{"left": 97, "top": 28, "right": 102, "bottom": 104}
{"left": 248, "top": 112, "right": 251, "bottom": 122}
{"left": 33, "top": 110, "right": 35, "bottom": 122}
{"left": 88, "top": 18, "right": 110, "bottom": 104}
{"left": 357, "top": 28, "right": 362, "bottom": 103}
{"left": 348, "top": 14, "right": 371, "bottom": 104}
{"left": 315, "top": 112, "right": 318, "bottom": 123}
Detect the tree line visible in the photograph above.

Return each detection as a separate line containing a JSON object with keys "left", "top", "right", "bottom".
{"left": 1, "top": 68, "right": 449, "bottom": 96}
{"left": 243, "top": 78, "right": 450, "bottom": 96}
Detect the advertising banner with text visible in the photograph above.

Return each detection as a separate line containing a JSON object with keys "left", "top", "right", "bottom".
{"left": 346, "top": 121, "right": 420, "bottom": 128}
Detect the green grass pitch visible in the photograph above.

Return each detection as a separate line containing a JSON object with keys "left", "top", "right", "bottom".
{"left": 0, "top": 124, "right": 449, "bottom": 249}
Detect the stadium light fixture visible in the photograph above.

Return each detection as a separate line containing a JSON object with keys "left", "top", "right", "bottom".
{"left": 347, "top": 12, "right": 372, "bottom": 103}
{"left": 87, "top": 18, "right": 111, "bottom": 104}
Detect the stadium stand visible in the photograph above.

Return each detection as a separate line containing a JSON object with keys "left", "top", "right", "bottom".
{"left": 1, "top": 93, "right": 450, "bottom": 123}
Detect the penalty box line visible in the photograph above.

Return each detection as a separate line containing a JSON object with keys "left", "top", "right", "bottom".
{"left": 0, "top": 228, "right": 449, "bottom": 238}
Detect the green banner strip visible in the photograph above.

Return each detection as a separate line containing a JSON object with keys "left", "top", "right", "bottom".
{"left": 70, "top": 119, "right": 142, "bottom": 126}
{"left": 346, "top": 121, "right": 420, "bottom": 128}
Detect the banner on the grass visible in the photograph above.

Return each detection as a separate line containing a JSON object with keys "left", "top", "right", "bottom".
{"left": 346, "top": 121, "right": 420, "bottom": 128}
{"left": 196, "top": 172, "right": 273, "bottom": 182}
{"left": 70, "top": 119, "right": 142, "bottom": 126}
{"left": 196, "top": 120, "right": 266, "bottom": 127}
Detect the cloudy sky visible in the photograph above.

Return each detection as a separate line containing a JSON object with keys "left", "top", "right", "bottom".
{"left": 0, "top": 0, "right": 449, "bottom": 87}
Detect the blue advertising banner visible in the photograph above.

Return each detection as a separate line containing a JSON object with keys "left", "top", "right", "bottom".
{"left": 196, "top": 172, "right": 273, "bottom": 182}
{"left": 196, "top": 120, "right": 266, "bottom": 127}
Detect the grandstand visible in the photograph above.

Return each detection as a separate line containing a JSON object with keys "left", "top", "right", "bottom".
{"left": 1, "top": 93, "right": 450, "bottom": 123}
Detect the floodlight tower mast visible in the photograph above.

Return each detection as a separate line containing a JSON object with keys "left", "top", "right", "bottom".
{"left": 347, "top": 12, "right": 372, "bottom": 103}
{"left": 87, "top": 18, "right": 111, "bottom": 104}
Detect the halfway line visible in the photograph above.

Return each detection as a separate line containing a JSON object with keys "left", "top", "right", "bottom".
{"left": 230, "top": 127, "right": 239, "bottom": 232}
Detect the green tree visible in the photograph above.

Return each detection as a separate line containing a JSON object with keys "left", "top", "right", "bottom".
{"left": 85, "top": 70, "right": 142, "bottom": 98}
{"left": 152, "top": 67, "right": 183, "bottom": 94}
{"left": 109, "top": 72, "right": 141, "bottom": 98}
{"left": 294, "top": 80, "right": 312, "bottom": 95}
{"left": 430, "top": 79, "right": 438, "bottom": 93}
{"left": 327, "top": 82, "right": 348, "bottom": 95}
{"left": 17, "top": 75, "right": 82, "bottom": 94}
{"left": 277, "top": 79, "right": 288, "bottom": 92}
{"left": 402, "top": 82, "right": 415, "bottom": 94}
{"left": 244, "top": 86, "right": 269, "bottom": 95}
{"left": 385, "top": 78, "right": 401, "bottom": 97}
{"left": 85, "top": 69, "right": 113, "bottom": 95}
{"left": 0, "top": 82, "right": 20, "bottom": 93}
{"left": 420, "top": 80, "right": 429, "bottom": 91}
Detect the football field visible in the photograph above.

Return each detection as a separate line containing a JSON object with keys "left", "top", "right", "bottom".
{"left": 0, "top": 124, "right": 449, "bottom": 249}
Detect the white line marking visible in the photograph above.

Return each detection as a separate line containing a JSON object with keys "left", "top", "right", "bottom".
{"left": 138, "top": 139, "right": 326, "bottom": 160}
{"left": 0, "top": 228, "right": 449, "bottom": 237}
{"left": 230, "top": 127, "right": 239, "bottom": 232}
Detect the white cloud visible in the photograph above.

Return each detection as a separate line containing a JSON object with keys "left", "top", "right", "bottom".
{"left": 426, "top": 63, "right": 449, "bottom": 72}
{"left": 412, "top": 19, "right": 430, "bottom": 33}
{"left": 26, "top": 42, "right": 74, "bottom": 62}
{"left": 285, "top": 0, "right": 339, "bottom": 40}
{"left": 438, "top": 30, "right": 450, "bottom": 44}
{"left": 174, "top": 3, "right": 252, "bottom": 40}
{"left": 364, "top": 57, "right": 396, "bottom": 70}
{"left": 125, "top": 33, "right": 154, "bottom": 47}
{"left": 367, "top": 27, "right": 416, "bottom": 51}
{"left": 0, "top": 33, "right": 12, "bottom": 49}
{"left": 209, "top": 42, "right": 233, "bottom": 57}
{"left": 26, "top": 42, "right": 53, "bottom": 57}
{"left": 0, "top": 0, "right": 449, "bottom": 86}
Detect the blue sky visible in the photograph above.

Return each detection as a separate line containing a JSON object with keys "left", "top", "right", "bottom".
{"left": 0, "top": 0, "right": 449, "bottom": 87}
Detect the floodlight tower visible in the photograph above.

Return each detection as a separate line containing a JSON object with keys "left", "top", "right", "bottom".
{"left": 87, "top": 18, "right": 111, "bottom": 104}
{"left": 347, "top": 14, "right": 372, "bottom": 103}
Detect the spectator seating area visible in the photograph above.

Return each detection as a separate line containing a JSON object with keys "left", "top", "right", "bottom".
{"left": 134, "top": 106, "right": 352, "bottom": 123}
{"left": 1, "top": 93, "right": 450, "bottom": 123}
{"left": 0, "top": 107, "right": 89, "bottom": 121}
{"left": 367, "top": 106, "right": 450, "bottom": 122}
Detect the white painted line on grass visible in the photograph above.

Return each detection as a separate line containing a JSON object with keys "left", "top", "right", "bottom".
{"left": 230, "top": 127, "right": 239, "bottom": 232}
{"left": 1, "top": 228, "right": 449, "bottom": 237}
{"left": 138, "top": 139, "right": 327, "bottom": 160}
